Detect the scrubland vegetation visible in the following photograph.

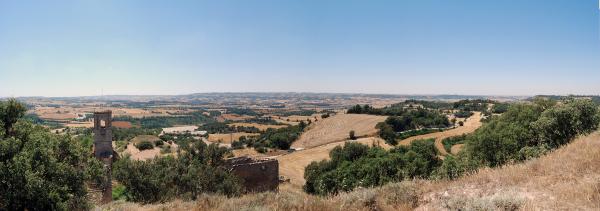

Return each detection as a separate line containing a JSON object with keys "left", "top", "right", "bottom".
{"left": 303, "top": 139, "right": 439, "bottom": 195}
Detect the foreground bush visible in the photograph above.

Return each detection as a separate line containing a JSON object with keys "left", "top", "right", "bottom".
{"left": 113, "top": 141, "right": 242, "bottom": 203}
{"left": 304, "top": 140, "right": 440, "bottom": 195}
{"left": 0, "top": 99, "right": 102, "bottom": 210}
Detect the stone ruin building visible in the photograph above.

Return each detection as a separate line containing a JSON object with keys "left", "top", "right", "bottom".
{"left": 224, "top": 156, "right": 279, "bottom": 192}
{"left": 93, "top": 110, "right": 115, "bottom": 204}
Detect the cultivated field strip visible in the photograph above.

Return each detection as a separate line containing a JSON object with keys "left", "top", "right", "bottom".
{"left": 291, "top": 114, "right": 387, "bottom": 149}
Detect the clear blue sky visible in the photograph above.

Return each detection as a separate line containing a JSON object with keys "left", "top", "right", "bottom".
{"left": 1, "top": 0, "right": 599, "bottom": 97}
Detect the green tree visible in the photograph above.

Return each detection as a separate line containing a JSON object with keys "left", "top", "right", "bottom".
{"left": 0, "top": 100, "right": 102, "bottom": 210}
{"left": 0, "top": 99, "right": 27, "bottom": 137}
{"left": 113, "top": 141, "right": 241, "bottom": 203}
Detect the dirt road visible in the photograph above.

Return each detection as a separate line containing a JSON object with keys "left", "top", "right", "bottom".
{"left": 398, "top": 112, "right": 482, "bottom": 155}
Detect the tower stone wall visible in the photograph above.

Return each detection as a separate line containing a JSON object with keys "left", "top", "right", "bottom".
{"left": 93, "top": 110, "right": 113, "bottom": 204}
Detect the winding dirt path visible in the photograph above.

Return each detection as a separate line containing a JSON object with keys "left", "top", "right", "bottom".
{"left": 398, "top": 112, "right": 483, "bottom": 155}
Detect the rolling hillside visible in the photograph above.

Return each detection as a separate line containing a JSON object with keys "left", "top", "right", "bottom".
{"left": 102, "top": 131, "right": 600, "bottom": 210}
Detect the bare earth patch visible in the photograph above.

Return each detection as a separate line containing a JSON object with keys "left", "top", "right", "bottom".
{"left": 291, "top": 114, "right": 388, "bottom": 149}
{"left": 450, "top": 144, "right": 464, "bottom": 155}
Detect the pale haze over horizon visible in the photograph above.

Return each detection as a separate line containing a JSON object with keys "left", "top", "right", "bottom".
{"left": 1, "top": 0, "right": 599, "bottom": 97}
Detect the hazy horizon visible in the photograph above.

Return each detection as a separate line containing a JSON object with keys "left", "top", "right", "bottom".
{"left": 1, "top": 0, "right": 599, "bottom": 97}
{"left": 1, "top": 91, "right": 536, "bottom": 99}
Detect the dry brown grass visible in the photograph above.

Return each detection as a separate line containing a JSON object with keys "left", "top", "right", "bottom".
{"left": 291, "top": 114, "right": 387, "bottom": 149}
{"left": 216, "top": 114, "right": 254, "bottom": 122}
{"left": 418, "top": 131, "right": 600, "bottom": 210}
{"left": 101, "top": 181, "right": 420, "bottom": 211}
{"left": 450, "top": 144, "right": 464, "bottom": 155}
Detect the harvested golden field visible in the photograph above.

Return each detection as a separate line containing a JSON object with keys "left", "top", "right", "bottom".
{"left": 207, "top": 132, "right": 260, "bottom": 144}
{"left": 278, "top": 137, "right": 392, "bottom": 188}
{"left": 64, "top": 121, "right": 94, "bottom": 128}
{"left": 228, "top": 122, "right": 287, "bottom": 131}
{"left": 398, "top": 112, "right": 482, "bottom": 155}
{"left": 102, "top": 131, "right": 600, "bottom": 211}
{"left": 291, "top": 114, "right": 388, "bottom": 149}
{"left": 33, "top": 106, "right": 185, "bottom": 120}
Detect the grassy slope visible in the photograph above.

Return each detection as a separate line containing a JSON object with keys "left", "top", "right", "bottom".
{"left": 101, "top": 131, "right": 600, "bottom": 211}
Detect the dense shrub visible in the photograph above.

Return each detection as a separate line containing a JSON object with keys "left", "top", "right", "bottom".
{"left": 454, "top": 110, "right": 473, "bottom": 118}
{"left": 113, "top": 141, "right": 241, "bottom": 203}
{"left": 491, "top": 103, "right": 510, "bottom": 114}
{"left": 135, "top": 141, "right": 154, "bottom": 150}
{"left": 304, "top": 140, "right": 440, "bottom": 195}
{"left": 254, "top": 125, "right": 304, "bottom": 150}
{"left": 349, "top": 130, "right": 356, "bottom": 140}
{"left": 374, "top": 108, "right": 450, "bottom": 145}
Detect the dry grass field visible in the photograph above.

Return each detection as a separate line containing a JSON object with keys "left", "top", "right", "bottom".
{"left": 216, "top": 114, "right": 254, "bottom": 122}
{"left": 112, "top": 121, "right": 133, "bottom": 129}
{"left": 207, "top": 132, "right": 260, "bottom": 144}
{"left": 291, "top": 114, "right": 388, "bottom": 149}
{"left": 278, "top": 137, "right": 392, "bottom": 188}
{"left": 227, "top": 122, "right": 287, "bottom": 131}
{"left": 64, "top": 121, "right": 94, "bottom": 128}
{"left": 103, "top": 131, "right": 600, "bottom": 211}
{"left": 33, "top": 106, "right": 189, "bottom": 121}
{"left": 398, "top": 112, "right": 483, "bottom": 155}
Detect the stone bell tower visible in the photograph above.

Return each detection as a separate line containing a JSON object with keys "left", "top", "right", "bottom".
{"left": 93, "top": 110, "right": 113, "bottom": 203}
